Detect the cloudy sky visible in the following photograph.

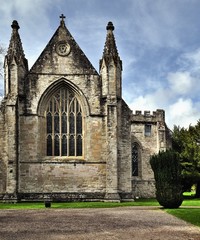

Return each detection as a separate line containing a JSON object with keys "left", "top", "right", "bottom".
{"left": 1, "top": 0, "right": 200, "bottom": 129}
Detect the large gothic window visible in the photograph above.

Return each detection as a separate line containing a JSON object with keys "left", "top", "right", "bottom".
{"left": 132, "top": 143, "right": 139, "bottom": 176}
{"left": 46, "top": 88, "right": 83, "bottom": 157}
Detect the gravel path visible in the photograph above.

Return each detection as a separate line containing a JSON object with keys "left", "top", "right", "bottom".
{"left": 0, "top": 207, "right": 199, "bottom": 240}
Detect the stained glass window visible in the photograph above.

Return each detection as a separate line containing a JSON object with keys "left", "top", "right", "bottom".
{"left": 77, "top": 112, "right": 82, "bottom": 134}
{"left": 77, "top": 135, "right": 82, "bottom": 156}
{"left": 47, "top": 112, "right": 52, "bottom": 134}
{"left": 62, "top": 113, "right": 67, "bottom": 133}
{"left": 46, "top": 88, "right": 83, "bottom": 157}
{"left": 132, "top": 143, "right": 139, "bottom": 176}
{"left": 54, "top": 135, "right": 60, "bottom": 156}
{"left": 69, "top": 135, "right": 75, "bottom": 156}
{"left": 62, "top": 135, "right": 67, "bottom": 156}
{"left": 47, "top": 135, "right": 52, "bottom": 156}
{"left": 69, "top": 113, "right": 75, "bottom": 134}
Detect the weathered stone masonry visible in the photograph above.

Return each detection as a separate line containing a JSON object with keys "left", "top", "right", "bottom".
{"left": 0, "top": 16, "right": 171, "bottom": 201}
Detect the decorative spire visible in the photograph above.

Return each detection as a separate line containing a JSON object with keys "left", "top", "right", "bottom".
{"left": 11, "top": 20, "right": 20, "bottom": 30}
{"left": 60, "top": 14, "right": 66, "bottom": 27}
{"left": 6, "top": 20, "right": 26, "bottom": 65}
{"left": 106, "top": 21, "right": 115, "bottom": 31}
{"left": 102, "top": 21, "right": 120, "bottom": 65}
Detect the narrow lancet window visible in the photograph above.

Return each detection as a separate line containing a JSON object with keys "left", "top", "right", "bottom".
{"left": 132, "top": 143, "right": 139, "bottom": 176}
{"left": 77, "top": 135, "right": 82, "bottom": 156}
{"left": 62, "top": 135, "right": 67, "bottom": 156}
{"left": 47, "top": 135, "right": 52, "bottom": 156}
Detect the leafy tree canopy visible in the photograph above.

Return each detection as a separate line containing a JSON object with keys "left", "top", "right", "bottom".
{"left": 172, "top": 121, "right": 200, "bottom": 196}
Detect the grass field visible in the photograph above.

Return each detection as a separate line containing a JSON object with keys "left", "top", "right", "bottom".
{"left": 166, "top": 208, "right": 200, "bottom": 227}
{"left": 166, "top": 193, "right": 200, "bottom": 227}
{"left": 0, "top": 199, "right": 160, "bottom": 209}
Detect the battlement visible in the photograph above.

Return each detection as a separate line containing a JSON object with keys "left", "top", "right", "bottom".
{"left": 131, "top": 109, "right": 165, "bottom": 123}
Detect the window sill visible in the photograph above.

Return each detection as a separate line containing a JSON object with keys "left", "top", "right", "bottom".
{"left": 42, "top": 156, "right": 85, "bottom": 163}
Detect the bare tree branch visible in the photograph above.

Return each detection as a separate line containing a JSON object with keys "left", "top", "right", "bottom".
{"left": 0, "top": 44, "right": 6, "bottom": 77}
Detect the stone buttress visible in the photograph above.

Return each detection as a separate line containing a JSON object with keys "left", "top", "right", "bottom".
{"left": 1, "top": 20, "right": 28, "bottom": 200}
{"left": 100, "top": 22, "right": 132, "bottom": 201}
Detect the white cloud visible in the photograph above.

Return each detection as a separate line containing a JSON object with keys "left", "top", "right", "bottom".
{"left": 167, "top": 71, "right": 194, "bottom": 95}
{"left": 129, "top": 93, "right": 200, "bottom": 129}
{"left": 129, "top": 95, "right": 157, "bottom": 112}
{"left": 166, "top": 48, "right": 200, "bottom": 99}
{"left": 167, "top": 98, "right": 200, "bottom": 128}
{"left": 169, "top": 98, "right": 193, "bottom": 117}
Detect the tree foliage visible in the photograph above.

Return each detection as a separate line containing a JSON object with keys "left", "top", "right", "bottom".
{"left": 172, "top": 121, "right": 200, "bottom": 197}
{"left": 150, "top": 150, "right": 183, "bottom": 208}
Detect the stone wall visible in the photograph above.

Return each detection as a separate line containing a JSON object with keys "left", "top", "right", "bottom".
{"left": 132, "top": 180, "right": 156, "bottom": 198}
{"left": 131, "top": 110, "right": 167, "bottom": 198}
{"left": 26, "top": 74, "right": 101, "bottom": 116}
{"left": 118, "top": 100, "right": 132, "bottom": 195}
{"left": 19, "top": 163, "right": 106, "bottom": 193}
{"left": 0, "top": 101, "right": 7, "bottom": 193}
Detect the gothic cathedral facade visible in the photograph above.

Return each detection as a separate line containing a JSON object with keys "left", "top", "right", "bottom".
{"left": 0, "top": 17, "right": 171, "bottom": 202}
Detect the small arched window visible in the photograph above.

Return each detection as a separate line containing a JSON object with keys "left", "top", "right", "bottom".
{"left": 46, "top": 87, "right": 83, "bottom": 157}
{"left": 132, "top": 143, "right": 139, "bottom": 176}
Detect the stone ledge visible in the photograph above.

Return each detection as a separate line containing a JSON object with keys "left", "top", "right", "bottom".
{"left": 0, "top": 192, "right": 106, "bottom": 202}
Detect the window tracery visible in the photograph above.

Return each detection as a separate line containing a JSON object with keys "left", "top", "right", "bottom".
{"left": 45, "top": 88, "right": 83, "bottom": 157}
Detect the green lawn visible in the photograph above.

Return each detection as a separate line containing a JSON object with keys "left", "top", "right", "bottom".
{"left": 165, "top": 208, "right": 200, "bottom": 227}
{"left": 0, "top": 199, "right": 159, "bottom": 209}
{"left": 182, "top": 198, "right": 200, "bottom": 206}
{"left": 0, "top": 197, "right": 199, "bottom": 209}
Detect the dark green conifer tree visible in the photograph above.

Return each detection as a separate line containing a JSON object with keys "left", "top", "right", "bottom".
{"left": 150, "top": 150, "right": 183, "bottom": 208}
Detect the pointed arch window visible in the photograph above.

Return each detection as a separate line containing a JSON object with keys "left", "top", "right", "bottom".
{"left": 132, "top": 143, "right": 139, "bottom": 176}
{"left": 46, "top": 88, "right": 83, "bottom": 157}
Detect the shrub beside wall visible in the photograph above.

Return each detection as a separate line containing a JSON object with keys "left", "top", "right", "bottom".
{"left": 150, "top": 150, "right": 183, "bottom": 208}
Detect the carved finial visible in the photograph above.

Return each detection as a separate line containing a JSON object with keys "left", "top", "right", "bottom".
{"left": 11, "top": 20, "right": 20, "bottom": 30}
{"left": 106, "top": 21, "right": 114, "bottom": 31}
{"left": 60, "top": 14, "right": 66, "bottom": 27}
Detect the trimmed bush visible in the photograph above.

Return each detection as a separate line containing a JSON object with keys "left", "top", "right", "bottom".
{"left": 150, "top": 150, "right": 183, "bottom": 208}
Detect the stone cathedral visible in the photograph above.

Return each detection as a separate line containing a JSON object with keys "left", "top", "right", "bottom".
{"left": 0, "top": 16, "right": 171, "bottom": 202}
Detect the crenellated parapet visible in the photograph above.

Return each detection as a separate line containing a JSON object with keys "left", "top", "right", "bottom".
{"left": 131, "top": 108, "right": 171, "bottom": 160}
{"left": 131, "top": 109, "right": 165, "bottom": 124}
